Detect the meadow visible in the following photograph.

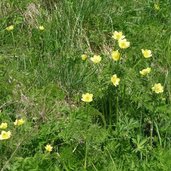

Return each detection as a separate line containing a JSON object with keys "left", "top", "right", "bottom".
{"left": 0, "top": 0, "right": 171, "bottom": 170}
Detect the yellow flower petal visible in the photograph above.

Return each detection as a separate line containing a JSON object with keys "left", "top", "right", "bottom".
{"left": 152, "top": 83, "right": 164, "bottom": 94}
{"left": 111, "top": 50, "right": 121, "bottom": 61}
{"left": 0, "top": 123, "right": 8, "bottom": 129}
{"left": 0, "top": 131, "right": 11, "bottom": 140}
{"left": 141, "top": 49, "right": 152, "bottom": 58}
{"left": 90, "top": 55, "right": 101, "bottom": 64}
{"left": 111, "top": 74, "right": 120, "bottom": 86}
{"left": 39, "top": 26, "right": 45, "bottom": 31}
{"left": 14, "top": 119, "right": 25, "bottom": 126}
{"left": 6, "top": 25, "right": 14, "bottom": 31}
{"left": 81, "top": 93, "right": 93, "bottom": 103}
{"left": 154, "top": 4, "right": 160, "bottom": 10}
{"left": 81, "top": 54, "right": 88, "bottom": 61}
{"left": 140, "top": 67, "right": 151, "bottom": 76}
{"left": 112, "top": 31, "right": 125, "bottom": 40}
{"left": 118, "top": 39, "right": 130, "bottom": 49}
{"left": 45, "top": 144, "right": 53, "bottom": 152}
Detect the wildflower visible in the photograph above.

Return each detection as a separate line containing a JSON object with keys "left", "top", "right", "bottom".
{"left": 81, "top": 54, "right": 88, "bottom": 61}
{"left": 81, "top": 93, "right": 93, "bottom": 103}
{"left": 112, "top": 31, "right": 125, "bottom": 40}
{"left": 6, "top": 25, "right": 14, "bottom": 31}
{"left": 140, "top": 67, "right": 151, "bottom": 76}
{"left": 14, "top": 118, "right": 25, "bottom": 126}
{"left": 45, "top": 144, "right": 53, "bottom": 152}
{"left": 0, "top": 131, "right": 11, "bottom": 140}
{"left": 111, "top": 74, "right": 120, "bottom": 86}
{"left": 152, "top": 83, "right": 164, "bottom": 94}
{"left": 90, "top": 55, "right": 101, "bottom": 64}
{"left": 141, "top": 49, "right": 152, "bottom": 58}
{"left": 118, "top": 39, "right": 130, "bottom": 49}
{"left": 39, "top": 26, "right": 45, "bottom": 31}
{"left": 154, "top": 4, "right": 160, "bottom": 10}
{"left": 111, "top": 50, "right": 121, "bottom": 61}
{"left": 0, "top": 123, "right": 8, "bottom": 129}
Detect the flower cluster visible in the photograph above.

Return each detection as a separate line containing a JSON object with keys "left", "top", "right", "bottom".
{"left": 140, "top": 48, "right": 164, "bottom": 93}
{"left": 80, "top": 30, "right": 164, "bottom": 103}
{"left": 0, "top": 118, "right": 25, "bottom": 141}
{"left": 5, "top": 25, "right": 45, "bottom": 32}
{"left": 112, "top": 31, "right": 130, "bottom": 49}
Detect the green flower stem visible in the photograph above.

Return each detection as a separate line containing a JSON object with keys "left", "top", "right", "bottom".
{"left": 84, "top": 140, "right": 88, "bottom": 170}
{"left": 11, "top": 31, "right": 16, "bottom": 55}
{"left": 116, "top": 89, "right": 119, "bottom": 125}
{"left": 109, "top": 95, "right": 112, "bottom": 126}
{"left": 150, "top": 122, "right": 153, "bottom": 148}
{"left": 86, "top": 103, "right": 89, "bottom": 120}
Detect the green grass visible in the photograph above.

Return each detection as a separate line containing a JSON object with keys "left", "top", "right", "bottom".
{"left": 0, "top": 0, "right": 171, "bottom": 170}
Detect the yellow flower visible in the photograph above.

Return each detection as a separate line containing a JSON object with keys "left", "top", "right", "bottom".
{"left": 141, "top": 49, "right": 152, "bottom": 58}
{"left": 111, "top": 50, "right": 121, "bottom": 61}
{"left": 112, "top": 31, "right": 125, "bottom": 40}
{"left": 154, "top": 4, "right": 160, "bottom": 10}
{"left": 118, "top": 39, "right": 130, "bottom": 49}
{"left": 45, "top": 144, "right": 53, "bottom": 152}
{"left": 140, "top": 67, "right": 151, "bottom": 76}
{"left": 81, "top": 54, "right": 87, "bottom": 61}
{"left": 81, "top": 93, "right": 93, "bottom": 103}
{"left": 90, "top": 55, "right": 101, "bottom": 64}
{"left": 111, "top": 74, "right": 120, "bottom": 86}
{"left": 0, "top": 131, "right": 11, "bottom": 140}
{"left": 14, "top": 119, "right": 25, "bottom": 126}
{"left": 6, "top": 25, "right": 14, "bottom": 31}
{"left": 152, "top": 83, "right": 164, "bottom": 94}
{"left": 0, "top": 123, "right": 8, "bottom": 129}
{"left": 39, "top": 26, "right": 45, "bottom": 31}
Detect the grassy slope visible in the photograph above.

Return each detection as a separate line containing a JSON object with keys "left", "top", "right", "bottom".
{"left": 0, "top": 0, "right": 171, "bottom": 170}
